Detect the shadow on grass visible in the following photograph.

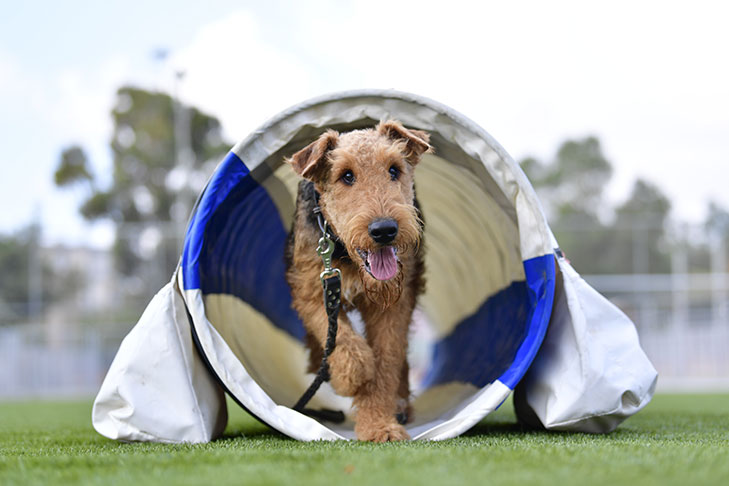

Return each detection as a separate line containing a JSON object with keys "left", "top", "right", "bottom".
{"left": 460, "top": 418, "right": 638, "bottom": 441}
{"left": 462, "top": 420, "right": 533, "bottom": 437}
{"left": 219, "top": 424, "right": 291, "bottom": 442}
{"left": 460, "top": 417, "right": 659, "bottom": 447}
{"left": 220, "top": 415, "right": 569, "bottom": 443}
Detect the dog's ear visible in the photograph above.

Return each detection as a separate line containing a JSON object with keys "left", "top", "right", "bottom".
{"left": 287, "top": 130, "right": 339, "bottom": 181}
{"left": 377, "top": 120, "right": 432, "bottom": 163}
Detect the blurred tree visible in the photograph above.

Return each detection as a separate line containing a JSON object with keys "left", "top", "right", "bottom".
{"left": 607, "top": 179, "right": 672, "bottom": 274}
{"left": 54, "top": 86, "right": 230, "bottom": 293}
{"left": 705, "top": 201, "right": 729, "bottom": 238}
{"left": 54, "top": 146, "right": 94, "bottom": 188}
{"left": 521, "top": 137, "right": 612, "bottom": 221}
{"left": 702, "top": 201, "right": 729, "bottom": 272}
{"left": 521, "top": 138, "right": 672, "bottom": 274}
{"left": 521, "top": 137, "right": 613, "bottom": 273}
{"left": 0, "top": 226, "right": 70, "bottom": 324}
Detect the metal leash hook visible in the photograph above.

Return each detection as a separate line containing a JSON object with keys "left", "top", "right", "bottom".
{"left": 317, "top": 222, "right": 341, "bottom": 286}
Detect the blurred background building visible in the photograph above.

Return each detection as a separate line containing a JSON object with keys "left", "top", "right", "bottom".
{"left": 1, "top": 0, "right": 727, "bottom": 399}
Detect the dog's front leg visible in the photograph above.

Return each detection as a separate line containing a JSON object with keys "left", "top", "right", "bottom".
{"left": 326, "top": 312, "right": 376, "bottom": 396}
{"left": 353, "top": 297, "right": 413, "bottom": 442}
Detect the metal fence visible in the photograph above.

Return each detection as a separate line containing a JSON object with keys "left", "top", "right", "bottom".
{"left": 0, "top": 324, "right": 127, "bottom": 399}
{"left": 584, "top": 272, "right": 729, "bottom": 390}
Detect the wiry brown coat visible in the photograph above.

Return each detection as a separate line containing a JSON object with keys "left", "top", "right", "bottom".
{"left": 284, "top": 121, "right": 429, "bottom": 441}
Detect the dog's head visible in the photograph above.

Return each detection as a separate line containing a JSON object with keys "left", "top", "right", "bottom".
{"left": 287, "top": 120, "right": 431, "bottom": 288}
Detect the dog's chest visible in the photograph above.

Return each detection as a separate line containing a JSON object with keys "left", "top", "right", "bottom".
{"left": 339, "top": 262, "right": 365, "bottom": 308}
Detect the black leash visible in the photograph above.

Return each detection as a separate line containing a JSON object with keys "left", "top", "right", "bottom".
{"left": 292, "top": 205, "right": 346, "bottom": 423}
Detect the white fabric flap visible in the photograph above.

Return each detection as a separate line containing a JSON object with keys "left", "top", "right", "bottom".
{"left": 92, "top": 277, "right": 228, "bottom": 443}
{"left": 514, "top": 257, "right": 658, "bottom": 433}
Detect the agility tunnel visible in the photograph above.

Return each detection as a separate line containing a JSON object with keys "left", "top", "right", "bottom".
{"left": 93, "top": 90, "right": 658, "bottom": 443}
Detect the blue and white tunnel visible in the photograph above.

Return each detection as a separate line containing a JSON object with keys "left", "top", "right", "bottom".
{"left": 177, "top": 90, "right": 557, "bottom": 440}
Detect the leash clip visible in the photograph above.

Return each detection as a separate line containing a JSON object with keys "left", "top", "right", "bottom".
{"left": 317, "top": 223, "right": 341, "bottom": 284}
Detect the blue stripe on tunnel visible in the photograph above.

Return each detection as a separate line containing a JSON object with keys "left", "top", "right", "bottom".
{"left": 182, "top": 152, "right": 251, "bottom": 290}
{"left": 421, "top": 255, "right": 554, "bottom": 389}
{"left": 498, "top": 255, "right": 555, "bottom": 389}
{"left": 421, "top": 280, "right": 531, "bottom": 388}
{"left": 198, "top": 176, "right": 305, "bottom": 340}
{"left": 181, "top": 151, "right": 305, "bottom": 339}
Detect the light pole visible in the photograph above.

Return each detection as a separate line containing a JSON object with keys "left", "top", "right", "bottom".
{"left": 171, "top": 68, "right": 194, "bottom": 254}
{"left": 152, "top": 49, "right": 194, "bottom": 255}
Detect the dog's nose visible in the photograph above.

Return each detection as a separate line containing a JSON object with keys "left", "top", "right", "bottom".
{"left": 368, "top": 218, "right": 399, "bottom": 244}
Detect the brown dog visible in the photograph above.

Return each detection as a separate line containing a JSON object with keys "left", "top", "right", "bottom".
{"left": 284, "top": 120, "right": 430, "bottom": 442}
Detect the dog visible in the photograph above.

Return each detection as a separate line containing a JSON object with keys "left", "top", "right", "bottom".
{"left": 284, "top": 120, "right": 430, "bottom": 442}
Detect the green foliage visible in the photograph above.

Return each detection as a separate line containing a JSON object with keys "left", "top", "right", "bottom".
{"left": 0, "top": 226, "right": 74, "bottom": 323}
{"left": 79, "top": 191, "right": 112, "bottom": 220}
{"left": 1, "top": 395, "right": 728, "bottom": 486}
{"left": 683, "top": 201, "right": 729, "bottom": 273}
{"left": 610, "top": 179, "right": 672, "bottom": 273}
{"left": 100, "top": 86, "right": 229, "bottom": 225}
{"left": 524, "top": 137, "right": 612, "bottom": 220}
{"left": 0, "top": 231, "right": 36, "bottom": 321}
{"left": 54, "top": 146, "right": 93, "bottom": 188}
{"left": 53, "top": 86, "right": 231, "bottom": 287}
{"left": 521, "top": 138, "right": 672, "bottom": 274}
{"left": 616, "top": 179, "right": 671, "bottom": 222}
{"left": 706, "top": 201, "right": 729, "bottom": 238}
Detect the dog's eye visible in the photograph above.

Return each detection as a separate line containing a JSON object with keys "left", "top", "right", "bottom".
{"left": 340, "top": 170, "right": 355, "bottom": 185}
{"left": 389, "top": 165, "right": 400, "bottom": 181}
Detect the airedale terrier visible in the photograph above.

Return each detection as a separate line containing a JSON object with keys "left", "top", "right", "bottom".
{"left": 284, "top": 120, "right": 430, "bottom": 442}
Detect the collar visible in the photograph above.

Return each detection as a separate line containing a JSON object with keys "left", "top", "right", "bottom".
{"left": 311, "top": 187, "right": 349, "bottom": 261}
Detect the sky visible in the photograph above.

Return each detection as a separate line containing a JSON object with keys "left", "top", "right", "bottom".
{"left": 1, "top": 0, "right": 728, "bottom": 247}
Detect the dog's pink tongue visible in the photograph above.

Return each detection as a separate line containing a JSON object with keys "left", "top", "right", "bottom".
{"left": 369, "top": 247, "right": 398, "bottom": 281}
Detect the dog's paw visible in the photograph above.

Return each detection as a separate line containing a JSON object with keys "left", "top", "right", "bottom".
{"left": 328, "top": 335, "right": 375, "bottom": 396}
{"left": 356, "top": 422, "right": 410, "bottom": 442}
{"left": 395, "top": 398, "right": 413, "bottom": 425}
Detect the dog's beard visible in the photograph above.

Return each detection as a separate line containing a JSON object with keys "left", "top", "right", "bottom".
{"left": 359, "top": 260, "right": 404, "bottom": 308}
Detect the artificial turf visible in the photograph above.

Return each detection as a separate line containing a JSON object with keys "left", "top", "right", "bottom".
{"left": 1, "top": 394, "right": 727, "bottom": 486}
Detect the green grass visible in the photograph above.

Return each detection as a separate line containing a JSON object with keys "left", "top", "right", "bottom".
{"left": 1, "top": 394, "right": 728, "bottom": 486}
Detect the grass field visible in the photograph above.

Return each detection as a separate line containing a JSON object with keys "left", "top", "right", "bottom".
{"left": 1, "top": 394, "right": 728, "bottom": 486}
